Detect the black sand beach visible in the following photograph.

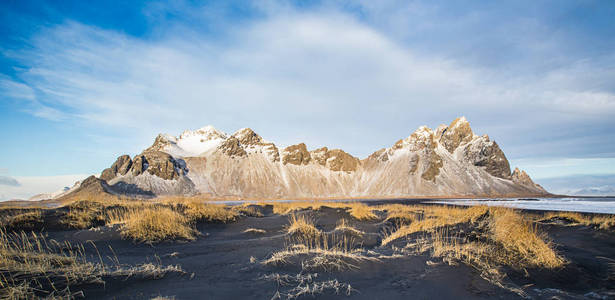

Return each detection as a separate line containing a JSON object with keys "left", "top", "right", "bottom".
{"left": 2, "top": 200, "right": 613, "bottom": 299}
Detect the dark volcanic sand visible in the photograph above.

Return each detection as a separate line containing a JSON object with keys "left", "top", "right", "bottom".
{"left": 27, "top": 205, "right": 615, "bottom": 299}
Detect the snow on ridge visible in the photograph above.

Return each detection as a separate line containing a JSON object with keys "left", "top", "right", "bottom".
{"left": 163, "top": 125, "right": 228, "bottom": 157}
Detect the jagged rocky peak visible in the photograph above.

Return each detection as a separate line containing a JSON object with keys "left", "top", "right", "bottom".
{"left": 148, "top": 133, "right": 176, "bottom": 152}
{"left": 188, "top": 125, "right": 227, "bottom": 140}
{"left": 282, "top": 143, "right": 311, "bottom": 165}
{"left": 440, "top": 116, "right": 475, "bottom": 153}
{"left": 216, "top": 128, "right": 280, "bottom": 161}
{"left": 261, "top": 143, "right": 280, "bottom": 162}
{"left": 366, "top": 148, "right": 389, "bottom": 163}
{"left": 166, "top": 125, "right": 228, "bottom": 144}
{"left": 511, "top": 167, "right": 535, "bottom": 186}
{"left": 511, "top": 167, "right": 547, "bottom": 193}
{"left": 326, "top": 149, "right": 360, "bottom": 172}
{"left": 232, "top": 128, "right": 263, "bottom": 146}
{"left": 100, "top": 150, "right": 187, "bottom": 182}
{"left": 100, "top": 154, "right": 132, "bottom": 181}
{"left": 307, "top": 147, "right": 359, "bottom": 172}
{"left": 132, "top": 151, "right": 187, "bottom": 180}
{"left": 393, "top": 126, "right": 437, "bottom": 152}
{"left": 310, "top": 147, "right": 329, "bottom": 166}
{"left": 218, "top": 136, "right": 247, "bottom": 158}
{"left": 462, "top": 135, "right": 511, "bottom": 179}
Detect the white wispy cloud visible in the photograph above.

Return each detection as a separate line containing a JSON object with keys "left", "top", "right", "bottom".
{"left": 1, "top": 2, "right": 614, "bottom": 161}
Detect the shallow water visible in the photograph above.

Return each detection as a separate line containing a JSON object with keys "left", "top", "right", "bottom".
{"left": 429, "top": 197, "right": 615, "bottom": 214}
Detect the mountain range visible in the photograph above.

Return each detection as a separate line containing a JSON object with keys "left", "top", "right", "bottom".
{"left": 54, "top": 117, "right": 548, "bottom": 201}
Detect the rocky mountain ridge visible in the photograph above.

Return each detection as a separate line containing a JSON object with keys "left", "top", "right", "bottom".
{"left": 61, "top": 117, "right": 548, "bottom": 200}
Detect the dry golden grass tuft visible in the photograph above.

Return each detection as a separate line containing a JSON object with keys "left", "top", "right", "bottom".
{"left": 264, "top": 213, "right": 378, "bottom": 271}
{"left": 286, "top": 214, "right": 320, "bottom": 237}
{"left": 60, "top": 198, "right": 149, "bottom": 229}
{"left": 490, "top": 208, "right": 565, "bottom": 268}
{"left": 0, "top": 210, "right": 43, "bottom": 230}
{"left": 120, "top": 207, "right": 196, "bottom": 243}
{"left": 267, "top": 201, "right": 317, "bottom": 215}
{"left": 262, "top": 231, "right": 373, "bottom": 271}
{"left": 232, "top": 204, "right": 264, "bottom": 217}
{"left": 53, "top": 197, "right": 240, "bottom": 243}
{"left": 183, "top": 202, "right": 238, "bottom": 223}
{"left": 0, "top": 228, "right": 184, "bottom": 299}
{"left": 380, "top": 204, "right": 421, "bottom": 223}
{"left": 260, "top": 200, "right": 380, "bottom": 222}
{"left": 334, "top": 219, "right": 364, "bottom": 236}
{"left": 541, "top": 211, "right": 615, "bottom": 230}
{"left": 381, "top": 205, "right": 488, "bottom": 246}
{"left": 347, "top": 203, "right": 377, "bottom": 220}
{"left": 383, "top": 204, "right": 564, "bottom": 269}
{"left": 61, "top": 200, "right": 107, "bottom": 229}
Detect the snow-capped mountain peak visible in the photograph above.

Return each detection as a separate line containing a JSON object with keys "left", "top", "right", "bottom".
{"left": 81, "top": 117, "right": 548, "bottom": 200}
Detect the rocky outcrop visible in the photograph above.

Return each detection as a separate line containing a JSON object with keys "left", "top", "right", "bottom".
{"left": 310, "top": 147, "right": 330, "bottom": 166}
{"left": 100, "top": 155, "right": 132, "bottom": 181}
{"left": 511, "top": 167, "right": 547, "bottom": 193}
{"left": 138, "top": 151, "right": 187, "bottom": 180}
{"left": 463, "top": 136, "right": 511, "bottom": 179}
{"left": 367, "top": 148, "right": 389, "bottom": 163}
{"left": 148, "top": 134, "right": 173, "bottom": 152}
{"left": 440, "top": 117, "right": 474, "bottom": 153}
{"left": 421, "top": 151, "right": 443, "bottom": 182}
{"left": 512, "top": 168, "right": 535, "bottom": 186}
{"left": 102, "top": 151, "right": 187, "bottom": 182}
{"left": 261, "top": 143, "right": 280, "bottom": 162}
{"left": 306, "top": 147, "right": 359, "bottom": 172}
{"left": 233, "top": 128, "right": 262, "bottom": 146}
{"left": 218, "top": 137, "right": 247, "bottom": 158}
{"left": 282, "top": 143, "right": 311, "bottom": 165}
{"left": 326, "top": 149, "right": 360, "bottom": 172}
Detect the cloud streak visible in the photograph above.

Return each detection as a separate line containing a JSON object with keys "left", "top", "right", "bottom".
{"left": 0, "top": 175, "right": 20, "bottom": 187}
{"left": 1, "top": 1, "right": 614, "bottom": 168}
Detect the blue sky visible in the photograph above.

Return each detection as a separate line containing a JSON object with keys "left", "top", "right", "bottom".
{"left": 1, "top": 0, "right": 614, "bottom": 199}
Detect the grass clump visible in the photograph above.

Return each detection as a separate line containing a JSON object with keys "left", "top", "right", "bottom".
{"left": 61, "top": 200, "right": 107, "bottom": 229}
{"left": 0, "top": 228, "right": 184, "bottom": 299}
{"left": 121, "top": 207, "right": 196, "bottom": 243}
{"left": 286, "top": 214, "right": 320, "bottom": 237}
{"left": 490, "top": 208, "right": 565, "bottom": 268}
{"left": 540, "top": 211, "right": 615, "bottom": 230}
{"left": 262, "top": 201, "right": 380, "bottom": 222}
{"left": 262, "top": 232, "right": 371, "bottom": 271}
{"left": 0, "top": 210, "right": 43, "bottom": 230}
{"left": 381, "top": 205, "right": 488, "bottom": 246}
{"left": 56, "top": 198, "right": 239, "bottom": 243}
{"left": 347, "top": 203, "right": 377, "bottom": 220}
{"left": 334, "top": 219, "right": 364, "bottom": 237}
{"left": 183, "top": 202, "right": 238, "bottom": 223}
{"left": 383, "top": 205, "right": 564, "bottom": 269}
{"left": 264, "top": 215, "right": 375, "bottom": 271}
{"left": 232, "top": 204, "right": 264, "bottom": 217}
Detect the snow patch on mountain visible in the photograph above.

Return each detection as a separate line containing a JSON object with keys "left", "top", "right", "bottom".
{"left": 160, "top": 125, "right": 228, "bottom": 157}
